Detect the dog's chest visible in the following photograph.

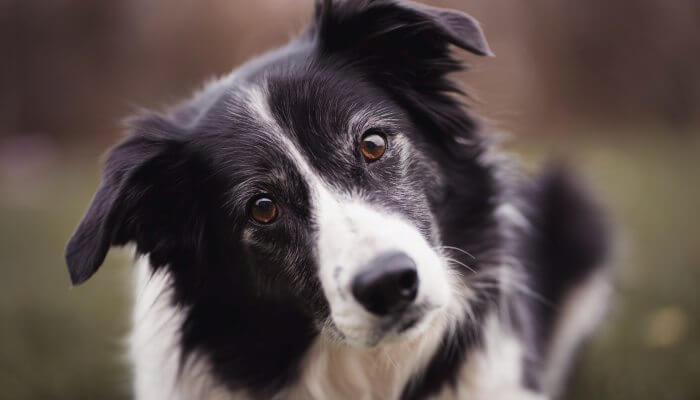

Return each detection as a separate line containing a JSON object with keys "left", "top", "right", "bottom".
{"left": 281, "top": 315, "right": 544, "bottom": 400}
{"left": 281, "top": 331, "right": 444, "bottom": 399}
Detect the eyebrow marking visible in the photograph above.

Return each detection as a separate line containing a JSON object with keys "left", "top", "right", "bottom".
{"left": 347, "top": 105, "right": 402, "bottom": 136}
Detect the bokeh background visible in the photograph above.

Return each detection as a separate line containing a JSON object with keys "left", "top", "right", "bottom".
{"left": 1, "top": 1, "right": 699, "bottom": 399}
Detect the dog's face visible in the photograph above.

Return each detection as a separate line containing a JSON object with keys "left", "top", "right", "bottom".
{"left": 66, "top": 0, "right": 493, "bottom": 351}
{"left": 229, "top": 72, "right": 453, "bottom": 346}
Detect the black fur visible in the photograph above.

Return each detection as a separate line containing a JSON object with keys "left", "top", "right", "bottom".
{"left": 518, "top": 166, "right": 612, "bottom": 392}
{"left": 65, "top": 1, "right": 611, "bottom": 398}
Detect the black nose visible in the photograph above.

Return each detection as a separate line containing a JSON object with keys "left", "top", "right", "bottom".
{"left": 351, "top": 252, "right": 419, "bottom": 316}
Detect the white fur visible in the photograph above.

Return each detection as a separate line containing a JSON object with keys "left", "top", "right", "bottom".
{"left": 129, "top": 257, "right": 244, "bottom": 400}
{"left": 443, "top": 313, "right": 547, "bottom": 400}
{"left": 281, "top": 322, "right": 448, "bottom": 400}
{"left": 542, "top": 269, "right": 612, "bottom": 397}
{"left": 315, "top": 194, "right": 454, "bottom": 345}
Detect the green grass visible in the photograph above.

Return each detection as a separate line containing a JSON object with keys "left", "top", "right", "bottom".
{"left": 1, "top": 134, "right": 698, "bottom": 399}
{"left": 0, "top": 161, "right": 132, "bottom": 399}
{"left": 511, "top": 134, "right": 700, "bottom": 400}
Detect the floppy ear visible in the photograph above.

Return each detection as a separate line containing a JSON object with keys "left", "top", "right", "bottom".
{"left": 313, "top": 0, "right": 492, "bottom": 58}
{"left": 65, "top": 114, "right": 207, "bottom": 285}
{"left": 311, "top": 0, "right": 492, "bottom": 155}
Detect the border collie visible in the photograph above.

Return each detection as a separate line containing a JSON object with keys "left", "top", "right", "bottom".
{"left": 65, "top": 1, "right": 612, "bottom": 398}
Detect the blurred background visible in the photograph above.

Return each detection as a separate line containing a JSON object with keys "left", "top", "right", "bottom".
{"left": 1, "top": 0, "right": 698, "bottom": 399}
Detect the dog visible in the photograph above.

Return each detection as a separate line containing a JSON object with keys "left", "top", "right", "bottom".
{"left": 65, "top": 1, "right": 613, "bottom": 399}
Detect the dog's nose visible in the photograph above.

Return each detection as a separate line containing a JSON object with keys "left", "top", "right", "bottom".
{"left": 352, "top": 252, "right": 419, "bottom": 316}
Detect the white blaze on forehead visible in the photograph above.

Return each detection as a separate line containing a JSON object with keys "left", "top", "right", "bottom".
{"left": 242, "top": 85, "right": 279, "bottom": 131}
{"left": 242, "top": 85, "right": 324, "bottom": 182}
{"left": 242, "top": 84, "right": 457, "bottom": 345}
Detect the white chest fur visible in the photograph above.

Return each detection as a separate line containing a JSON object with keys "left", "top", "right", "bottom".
{"left": 281, "top": 326, "right": 445, "bottom": 400}
{"left": 129, "top": 258, "right": 236, "bottom": 400}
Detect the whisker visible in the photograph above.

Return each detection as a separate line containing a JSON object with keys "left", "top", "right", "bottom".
{"left": 436, "top": 245, "right": 477, "bottom": 260}
{"left": 382, "top": 349, "right": 399, "bottom": 370}
{"left": 444, "top": 257, "right": 476, "bottom": 273}
{"left": 466, "top": 266, "right": 554, "bottom": 307}
{"left": 507, "top": 280, "right": 554, "bottom": 307}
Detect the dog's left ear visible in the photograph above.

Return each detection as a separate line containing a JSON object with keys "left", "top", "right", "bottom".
{"left": 312, "top": 0, "right": 492, "bottom": 60}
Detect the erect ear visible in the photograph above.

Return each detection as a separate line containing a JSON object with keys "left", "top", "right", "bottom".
{"left": 312, "top": 0, "right": 492, "bottom": 60}
{"left": 65, "top": 114, "right": 207, "bottom": 285}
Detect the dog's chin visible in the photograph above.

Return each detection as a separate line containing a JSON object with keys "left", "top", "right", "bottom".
{"left": 332, "top": 304, "right": 442, "bottom": 348}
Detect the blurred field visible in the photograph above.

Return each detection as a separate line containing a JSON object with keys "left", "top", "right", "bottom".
{"left": 0, "top": 154, "right": 131, "bottom": 400}
{"left": 1, "top": 132, "right": 698, "bottom": 399}
{"left": 517, "top": 134, "right": 700, "bottom": 400}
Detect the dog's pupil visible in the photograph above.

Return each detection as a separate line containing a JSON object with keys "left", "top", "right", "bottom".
{"left": 360, "top": 133, "right": 386, "bottom": 161}
{"left": 251, "top": 197, "right": 277, "bottom": 224}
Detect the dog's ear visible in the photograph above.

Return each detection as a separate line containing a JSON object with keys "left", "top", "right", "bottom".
{"left": 311, "top": 0, "right": 492, "bottom": 154}
{"left": 312, "top": 0, "right": 492, "bottom": 60}
{"left": 65, "top": 114, "right": 208, "bottom": 285}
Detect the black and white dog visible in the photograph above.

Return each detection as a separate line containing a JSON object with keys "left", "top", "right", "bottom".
{"left": 66, "top": 1, "right": 612, "bottom": 399}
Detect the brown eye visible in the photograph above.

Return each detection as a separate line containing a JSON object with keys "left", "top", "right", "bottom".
{"left": 360, "top": 131, "right": 387, "bottom": 162}
{"left": 249, "top": 196, "right": 278, "bottom": 224}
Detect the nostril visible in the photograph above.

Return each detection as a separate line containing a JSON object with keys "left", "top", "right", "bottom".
{"left": 397, "top": 269, "right": 418, "bottom": 295}
{"left": 351, "top": 252, "right": 420, "bottom": 316}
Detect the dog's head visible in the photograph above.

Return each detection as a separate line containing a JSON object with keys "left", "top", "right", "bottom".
{"left": 66, "top": 0, "right": 494, "bottom": 348}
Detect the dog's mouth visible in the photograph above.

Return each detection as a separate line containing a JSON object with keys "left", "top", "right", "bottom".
{"left": 397, "top": 315, "right": 420, "bottom": 333}
{"left": 381, "top": 302, "right": 435, "bottom": 334}
{"left": 329, "top": 302, "right": 440, "bottom": 347}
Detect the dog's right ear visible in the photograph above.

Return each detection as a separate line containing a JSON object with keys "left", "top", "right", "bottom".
{"left": 310, "top": 0, "right": 492, "bottom": 59}
{"left": 65, "top": 114, "right": 199, "bottom": 285}
{"left": 308, "top": 0, "right": 492, "bottom": 158}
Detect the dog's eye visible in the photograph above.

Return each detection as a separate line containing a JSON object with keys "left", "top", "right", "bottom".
{"left": 360, "top": 131, "right": 387, "bottom": 162}
{"left": 249, "top": 196, "right": 278, "bottom": 224}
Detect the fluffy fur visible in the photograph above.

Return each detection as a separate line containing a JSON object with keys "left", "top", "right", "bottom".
{"left": 65, "top": 1, "right": 612, "bottom": 399}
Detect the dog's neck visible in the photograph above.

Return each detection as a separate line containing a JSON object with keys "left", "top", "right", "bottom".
{"left": 282, "top": 325, "right": 447, "bottom": 400}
